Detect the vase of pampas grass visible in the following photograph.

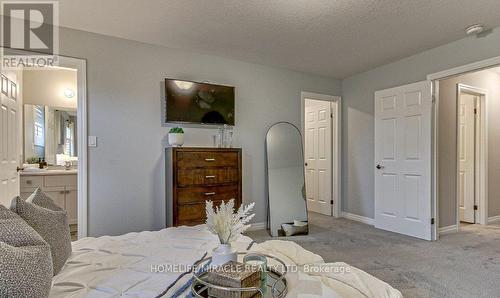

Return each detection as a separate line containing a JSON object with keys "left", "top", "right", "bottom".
{"left": 206, "top": 199, "right": 255, "bottom": 266}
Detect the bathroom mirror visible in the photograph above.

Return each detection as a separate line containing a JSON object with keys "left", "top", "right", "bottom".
{"left": 266, "top": 122, "right": 308, "bottom": 237}
{"left": 23, "top": 104, "right": 78, "bottom": 166}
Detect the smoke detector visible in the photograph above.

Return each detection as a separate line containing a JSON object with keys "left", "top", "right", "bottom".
{"left": 465, "top": 24, "right": 486, "bottom": 36}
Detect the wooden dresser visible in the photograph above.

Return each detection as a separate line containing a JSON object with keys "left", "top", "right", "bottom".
{"left": 166, "top": 147, "right": 242, "bottom": 226}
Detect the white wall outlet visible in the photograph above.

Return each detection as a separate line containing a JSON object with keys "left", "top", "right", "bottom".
{"left": 88, "top": 136, "right": 97, "bottom": 147}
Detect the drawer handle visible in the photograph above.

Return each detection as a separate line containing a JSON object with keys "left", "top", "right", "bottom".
{"left": 205, "top": 158, "right": 216, "bottom": 161}
{"left": 26, "top": 180, "right": 32, "bottom": 185}
{"left": 205, "top": 192, "right": 216, "bottom": 196}
{"left": 205, "top": 175, "right": 216, "bottom": 179}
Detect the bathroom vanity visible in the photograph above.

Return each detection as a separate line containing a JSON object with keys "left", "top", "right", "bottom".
{"left": 20, "top": 170, "right": 78, "bottom": 225}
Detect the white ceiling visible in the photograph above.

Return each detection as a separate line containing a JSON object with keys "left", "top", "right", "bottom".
{"left": 57, "top": 0, "right": 500, "bottom": 79}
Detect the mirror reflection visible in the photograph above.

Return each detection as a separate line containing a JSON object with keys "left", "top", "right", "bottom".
{"left": 24, "top": 104, "right": 78, "bottom": 167}
{"left": 266, "top": 122, "right": 308, "bottom": 237}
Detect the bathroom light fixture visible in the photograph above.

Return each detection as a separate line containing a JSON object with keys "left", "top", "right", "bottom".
{"left": 465, "top": 24, "right": 486, "bottom": 36}
{"left": 64, "top": 88, "right": 75, "bottom": 98}
{"left": 174, "top": 80, "right": 194, "bottom": 90}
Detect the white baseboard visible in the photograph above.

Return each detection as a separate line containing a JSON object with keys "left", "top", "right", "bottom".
{"left": 439, "top": 225, "right": 458, "bottom": 234}
{"left": 488, "top": 215, "right": 500, "bottom": 223}
{"left": 247, "top": 222, "right": 267, "bottom": 231}
{"left": 342, "top": 212, "right": 374, "bottom": 225}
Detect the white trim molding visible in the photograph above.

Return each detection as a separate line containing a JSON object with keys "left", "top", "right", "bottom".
{"left": 488, "top": 215, "right": 500, "bottom": 224}
{"left": 58, "top": 55, "right": 88, "bottom": 239}
{"left": 342, "top": 212, "right": 374, "bottom": 226}
{"left": 439, "top": 225, "right": 458, "bottom": 234}
{"left": 247, "top": 222, "right": 267, "bottom": 231}
{"left": 427, "top": 56, "right": 500, "bottom": 81}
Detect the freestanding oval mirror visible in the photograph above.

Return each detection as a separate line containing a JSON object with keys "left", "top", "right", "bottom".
{"left": 266, "top": 122, "right": 308, "bottom": 237}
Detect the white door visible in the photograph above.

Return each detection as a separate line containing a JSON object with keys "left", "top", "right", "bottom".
{"left": 458, "top": 92, "right": 476, "bottom": 223}
{"left": 304, "top": 99, "right": 332, "bottom": 215}
{"left": 374, "top": 81, "right": 432, "bottom": 240}
{"left": 0, "top": 71, "right": 22, "bottom": 207}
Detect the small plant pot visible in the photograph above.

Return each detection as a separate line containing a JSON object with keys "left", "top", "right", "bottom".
{"left": 211, "top": 244, "right": 237, "bottom": 266}
{"left": 168, "top": 133, "right": 184, "bottom": 147}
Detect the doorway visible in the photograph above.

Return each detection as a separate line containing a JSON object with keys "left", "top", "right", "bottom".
{"left": 301, "top": 92, "right": 341, "bottom": 217}
{"left": 0, "top": 49, "right": 88, "bottom": 239}
{"left": 371, "top": 57, "right": 500, "bottom": 241}
{"left": 430, "top": 66, "right": 497, "bottom": 238}
{"left": 21, "top": 66, "right": 79, "bottom": 240}
{"left": 456, "top": 85, "right": 486, "bottom": 226}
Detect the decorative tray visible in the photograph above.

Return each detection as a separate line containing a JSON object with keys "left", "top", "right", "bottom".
{"left": 190, "top": 252, "right": 288, "bottom": 298}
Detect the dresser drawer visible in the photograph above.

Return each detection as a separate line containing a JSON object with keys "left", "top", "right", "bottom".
{"left": 177, "top": 168, "right": 239, "bottom": 187}
{"left": 176, "top": 151, "right": 238, "bottom": 168}
{"left": 44, "top": 175, "right": 77, "bottom": 187}
{"left": 20, "top": 176, "right": 43, "bottom": 188}
{"left": 177, "top": 219, "right": 205, "bottom": 226}
{"left": 177, "top": 185, "right": 238, "bottom": 204}
{"left": 177, "top": 199, "right": 234, "bottom": 223}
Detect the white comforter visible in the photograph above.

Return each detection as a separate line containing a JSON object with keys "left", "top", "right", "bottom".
{"left": 51, "top": 225, "right": 402, "bottom": 298}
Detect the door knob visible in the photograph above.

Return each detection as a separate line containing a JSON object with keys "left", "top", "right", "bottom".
{"left": 376, "top": 164, "right": 384, "bottom": 170}
{"left": 305, "top": 162, "right": 308, "bottom": 166}
{"left": 16, "top": 166, "right": 23, "bottom": 172}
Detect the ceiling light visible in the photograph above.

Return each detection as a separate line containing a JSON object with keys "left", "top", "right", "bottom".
{"left": 64, "top": 88, "right": 75, "bottom": 98}
{"left": 465, "top": 24, "right": 486, "bottom": 36}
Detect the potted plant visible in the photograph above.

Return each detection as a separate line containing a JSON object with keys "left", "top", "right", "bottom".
{"left": 168, "top": 127, "right": 184, "bottom": 147}
{"left": 205, "top": 199, "right": 255, "bottom": 266}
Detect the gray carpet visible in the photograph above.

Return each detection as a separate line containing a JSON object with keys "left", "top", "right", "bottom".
{"left": 246, "top": 212, "right": 500, "bottom": 298}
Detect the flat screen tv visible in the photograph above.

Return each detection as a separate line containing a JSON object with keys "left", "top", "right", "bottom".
{"left": 165, "top": 79, "right": 235, "bottom": 125}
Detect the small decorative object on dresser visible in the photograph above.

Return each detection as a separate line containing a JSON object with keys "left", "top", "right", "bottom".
{"left": 168, "top": 127, "right": 185, "bottom": 147}
{"left": 165, "top": 147, "right": 242, "bottom": 226}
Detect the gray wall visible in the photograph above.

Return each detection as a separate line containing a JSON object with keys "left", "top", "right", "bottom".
{"left": 57, "top": 28, "right": 341, "bottom": 236}
{"left": 438, "top": 70, "right": 500, "bottom": 227}
{"left": 341, "top": 27, "right": 500, "bottom": 223}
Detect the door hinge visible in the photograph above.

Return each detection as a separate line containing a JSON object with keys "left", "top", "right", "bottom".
{"left": 431, "top": 218, "right": 435, "bottom": 225}
{"left": 474, "top": 205, "right": 478, "bottom": 210}
{"left": 474, "top": 108, "right": 477, "bottom": 114}
{"left": 330, "top": 200, "right": 334, "bottom": 205}
{"left": 330, "top": 113, "right": 333, "bottom": 118}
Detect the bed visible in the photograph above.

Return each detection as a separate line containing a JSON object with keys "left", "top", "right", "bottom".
{"left": 50, "top": 225, "right": 402, "bottom": 297}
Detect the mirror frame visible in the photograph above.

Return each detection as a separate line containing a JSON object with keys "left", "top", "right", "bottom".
{"left": 265, "top": 121, "right": 308, "bottom": 236}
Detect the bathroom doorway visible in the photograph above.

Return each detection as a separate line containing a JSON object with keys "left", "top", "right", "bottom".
{"left": 0, "top": 50, "right": 88, "bottom": 240}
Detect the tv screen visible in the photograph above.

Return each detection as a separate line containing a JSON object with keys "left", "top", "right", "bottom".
{"left": 165, "top": 79, "right": 235, "bottom": 125}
